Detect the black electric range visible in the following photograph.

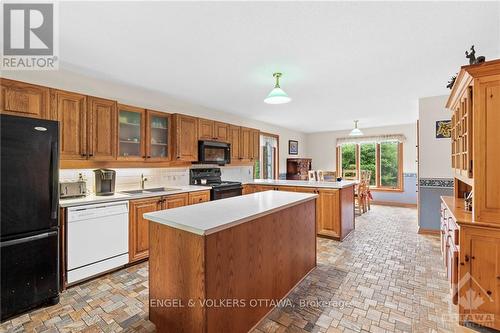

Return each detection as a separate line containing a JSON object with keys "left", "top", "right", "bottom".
{"left": 189, "top": 168, "right": 243, "bottom": 201}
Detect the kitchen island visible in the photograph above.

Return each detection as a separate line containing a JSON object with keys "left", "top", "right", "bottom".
{"left": 144, "top": 191, "right": 317, "bottom": 333}
{"left": 244, "top": 179, "right": 356, "bottom": 240}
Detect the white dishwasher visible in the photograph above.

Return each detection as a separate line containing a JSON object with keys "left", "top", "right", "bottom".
{"left": 67, "top": 201, "right": 129, "bottom": 284}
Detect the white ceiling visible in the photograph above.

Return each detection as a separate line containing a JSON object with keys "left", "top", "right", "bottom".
{"left": 59, "top": 1, "right": 500, "bottom": 133}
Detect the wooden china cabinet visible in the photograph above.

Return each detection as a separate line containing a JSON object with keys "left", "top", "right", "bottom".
{"left": 440, "top": 59, "right": 500, "bottom": 330}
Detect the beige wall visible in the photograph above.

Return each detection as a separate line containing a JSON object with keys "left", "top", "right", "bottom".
{"left": 2, "top": 70, "right": 307, "bottom": 174}
{"left": 418, "top": 95, "right": 452, "bottom": 178}
{"left": 305, "top": 123, "right": 417, "bottom": 173}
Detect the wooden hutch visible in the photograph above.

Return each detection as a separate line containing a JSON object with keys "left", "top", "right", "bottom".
{"left": 286, "top": 158, "right": 312, "bottom": 180}
{"left": 440, "top": 59, "right": 500, "bottom": 330}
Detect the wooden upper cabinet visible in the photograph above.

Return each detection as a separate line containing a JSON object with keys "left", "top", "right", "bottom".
{"left": 474, "top": 76, "right": 500, "bottom": 223}
{"left": 129, "top": 196, "right": 162, "bottom": 263}
{"left": 198, "top": 118, "right": 214, "bottom": 140}
{"left": 146, "top": 110, "right": 171, "bottom": 162}
{"left": 117, "top": 104, "right": 146, "bottom": 161}
{"left": 229, "top": 125, "right": 241, "bottom": 161}
{"left": 164, "top": 193, "right": 189, "bottom": 209}
{"left": 214, "top": 122, "right": 229, "bottom": 142}
{"left": 1, "top": 79, "right": 51, "bottom": 119}
{"left": 240, "top": 127, "right": 252, "bottom": 160}
{"left": 250, "top": 129, "right": 260, "bottom": 160}
{"left": 172, "top": 114, "right": 198, "bottom": 161}
{"left": 88, "top": 97, "right": 117, "bottom": 161}
{"left": 51, "top": 90, "right": 87, "bottom": 160}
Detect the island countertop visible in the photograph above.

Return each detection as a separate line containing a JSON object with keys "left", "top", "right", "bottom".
{"left": 246, "top": 178, "right": 357, "bottom": 189}
{"left": 143, "top": 190, "right": 317, "bottom": 236}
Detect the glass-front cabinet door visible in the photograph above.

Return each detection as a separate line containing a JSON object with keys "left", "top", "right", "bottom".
{"left": 146, "top": 110, "right": 171, "bottom": 161}
{"left": 117, "top": 105, "right": 145, "bottom": 160}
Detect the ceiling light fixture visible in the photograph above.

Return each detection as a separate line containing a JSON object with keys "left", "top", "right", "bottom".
{"left": 349, "top": 120, "right": 363, "bottom": 136}
{"left": 264, "top": 72, "right": 291, "bottom": 104}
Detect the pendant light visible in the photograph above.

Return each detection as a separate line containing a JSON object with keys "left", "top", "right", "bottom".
{"left": 264, "top": 72, "right": 291, "bottom": 104}
{"left": 349, "top": 120, "right": 363, "bottom": 136}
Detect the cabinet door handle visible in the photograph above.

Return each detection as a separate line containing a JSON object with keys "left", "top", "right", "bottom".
{"left": 147, "top": 156, "right": 151, "bottom": 158}
{"left": 465, "top": 255, "right": 469, "bottom": 262}
{"left": 81, "top": 153, "right": 86, "bottom": 157}
{"left": 487, "top": 290, "right": 492, "bottom": 296}
{"left": 88, "top": 153, "right": 94, "bottom": 157}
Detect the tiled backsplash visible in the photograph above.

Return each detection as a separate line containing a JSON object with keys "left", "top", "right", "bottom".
{"left": 60, "top": 166, "right": 253, "bottom": 194}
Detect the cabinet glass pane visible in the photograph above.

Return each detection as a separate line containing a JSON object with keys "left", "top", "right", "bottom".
{"left": 119, "top": 110, "right": 142, "bottom": 157}
{"left": 150, "top": 115, "right": 168, "bottom": 158}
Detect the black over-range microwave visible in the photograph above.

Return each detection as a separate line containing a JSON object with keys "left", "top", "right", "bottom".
{"left": 198, "top": 141, "right": 231, "bottom": 165}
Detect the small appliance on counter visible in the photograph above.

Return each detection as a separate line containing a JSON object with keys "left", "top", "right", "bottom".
{"left": 60, "top": 174, "right": 87, "bottom": 199}
{"left": 190, "top": 167, "right": 242, "bottom": 200}
{"left": 93, "top": 169, "right": 116, "bottom": 196}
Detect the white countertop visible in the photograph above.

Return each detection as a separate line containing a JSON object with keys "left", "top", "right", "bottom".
{"left": 144, "top": 190, "right": 317, "bottom": 236}
{"left": 59, "top": 185, "right": 211, "bottom": 207}
{"left": 246, "top": 179, "right": 357, "bottom": 189}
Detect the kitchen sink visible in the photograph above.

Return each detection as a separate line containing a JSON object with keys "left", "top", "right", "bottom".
{"left": 120, "top": 189, "right": 147, "bottom": 194}
{"left": 120, "top": 187, "right": 180, "bottom": 195}
{"left": 144, "top": 187, "right": 179, "bottom": 192}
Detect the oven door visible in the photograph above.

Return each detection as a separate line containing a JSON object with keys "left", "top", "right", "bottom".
{"left": 199, "top": 141, "right": 230, "bottom": 165}
{"left": 211, "top": 186, "right": 242, "bottom": 200}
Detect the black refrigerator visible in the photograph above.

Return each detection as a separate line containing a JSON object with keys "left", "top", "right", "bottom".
{"left": 1, "top": 114, "right": 60, "bottom": 321}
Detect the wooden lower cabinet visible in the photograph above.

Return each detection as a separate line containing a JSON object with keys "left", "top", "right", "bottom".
{"left": 129, "top": 192, "right": 195, "bottom": 263}
{"left": 165, "top": 193, "right": 189, "bottom": 208}
{"left": 244, "top": 184, "right": 354, "bottom": 240}
{"left": 459, "top": 226, "right": 500, "bottom": 329}
{"left": 129, "top": 197, "right": 162, "bottom": 263}
{"left": 188, "top": 190, "right": 210, "bottom": 205}
{"left": 317, "top": 189, "right": 340, "bottom": 238}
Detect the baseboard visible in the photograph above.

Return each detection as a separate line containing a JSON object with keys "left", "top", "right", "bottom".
{"left": 371, "top": 200, "right": 417, "bottom": 208}
{"left": 418, "top": 227, "right": 440, "bottom": 235}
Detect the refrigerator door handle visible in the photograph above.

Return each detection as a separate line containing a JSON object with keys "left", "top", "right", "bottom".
{"left": 50, "top": 141, "right": 59, "bottom": 220}
{"left": 1, "top": 230, "right": 58, "bottom": 247}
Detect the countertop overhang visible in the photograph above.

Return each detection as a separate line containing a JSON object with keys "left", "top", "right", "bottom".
{"left": 144, "top": 190, "right": 318, "bottom": 236}
{"left": 59, "top": 185, "right": 211, "bottom": 207}
{"left": 246, "top": 179, "right": 357, "bottom": 189}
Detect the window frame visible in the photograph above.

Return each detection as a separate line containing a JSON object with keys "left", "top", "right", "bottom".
{"left": 336, "top": 141, "right": 404, "bottom": 192}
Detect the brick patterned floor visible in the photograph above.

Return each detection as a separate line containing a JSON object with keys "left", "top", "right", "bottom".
{"left": 0, "top": 205, "right": 488, "bottom": 332}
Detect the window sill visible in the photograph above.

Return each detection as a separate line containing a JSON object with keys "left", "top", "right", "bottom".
{"left": 370, "top": 187, "right": 404, "bottom": 193}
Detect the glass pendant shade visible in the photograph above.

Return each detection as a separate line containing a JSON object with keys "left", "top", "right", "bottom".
{"left": 264, "top": 73, "right": 291, "bottom": 104}
{"left": 264, "top": 87, "right": 291, "bottom": 104}
{"left": 349, "top": 120, "right": 363, "bottom": 136}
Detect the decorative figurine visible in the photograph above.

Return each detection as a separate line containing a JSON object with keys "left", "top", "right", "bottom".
{"left": 446, "top": 74, "right": 457, "bottom": 89}
{"left": 465, "top": 45, "right": 486, "bottom": 65}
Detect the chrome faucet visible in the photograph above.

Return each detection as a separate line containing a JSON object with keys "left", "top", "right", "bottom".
{"left": 140, "top": 174, "right": 148, "bottom": 190}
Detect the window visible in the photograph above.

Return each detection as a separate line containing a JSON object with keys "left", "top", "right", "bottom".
{"left": 341, "top": 143, "right": 357, "bottom": 179}
{"left": 380, "top": 141, "right": 400, "bottom": 188}
{"left": 359, "top": 143, "right": 376, "bottom": 186}
{"left": 260, "top": 133, "right": 279, "bottom": 179}
{"left": 337, "top": 141, "right": 403, "bottom": 190}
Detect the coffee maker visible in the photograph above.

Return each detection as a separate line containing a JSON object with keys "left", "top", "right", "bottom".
{"left": 93, "top": 169, "right": 116, "bottom": 196}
